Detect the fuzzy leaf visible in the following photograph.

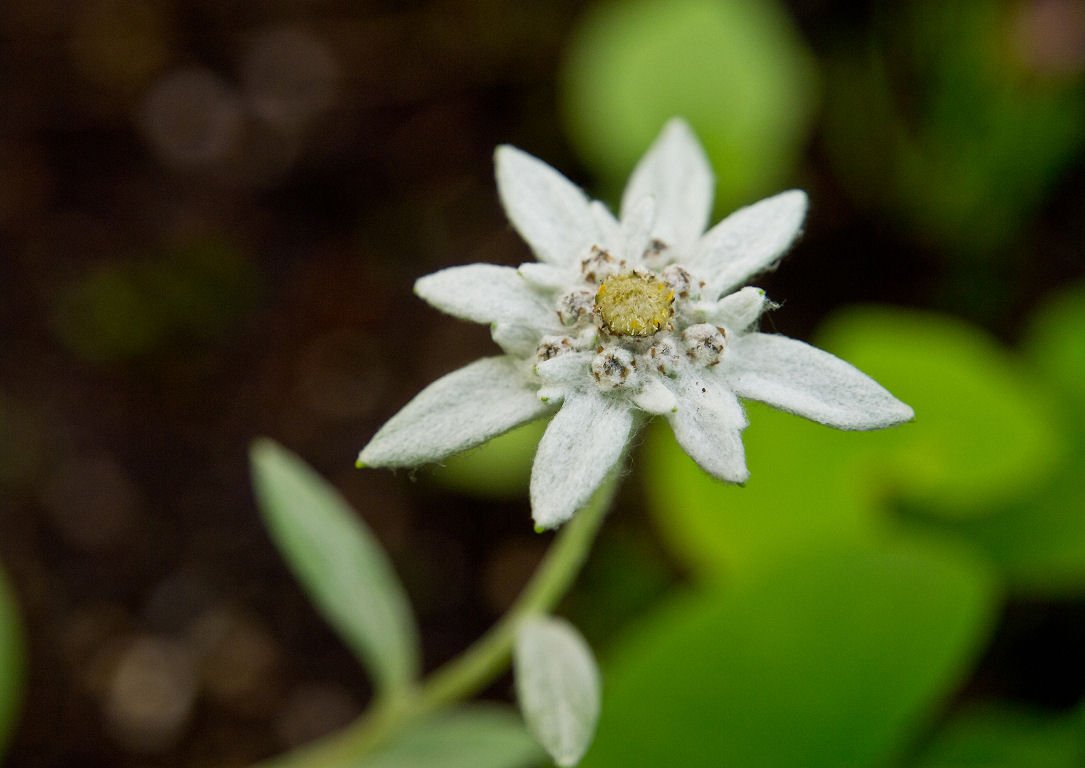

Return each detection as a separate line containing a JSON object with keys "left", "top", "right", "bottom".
{"left": 515, "top": 616, "right": 601, "bottom": 766}
{"left": 250, "top": 439, "right": 419, "bottom": 695}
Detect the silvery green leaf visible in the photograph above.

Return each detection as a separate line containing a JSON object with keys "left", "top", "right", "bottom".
{"left": 250, "top": 439, "right": 419, "bottom": 696}
{"left": 515, "top": 615, "right": 601, "bottom": 766}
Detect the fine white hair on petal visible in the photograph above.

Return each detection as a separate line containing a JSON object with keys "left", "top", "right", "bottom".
{"left": 632, "top": 377, "right": 677, "bottom": 415}
{"left": 491, "top": 322, "right": 542, "bottom": 357}
{"left": 723, "top": 333, "right": 916, "bottom": 430}
{"left": 694, "top": 190, "right": 808, "bottom": 301}
{"left": 668, "top": 379, "right": 750, "bottom": 484}
{"left": 496, "top": 145, "right": 600, "bottom": 267}
{"left": 530, "top": 392, "right": 633, "bottom": 530}
{"left": 358, "top": 356, "right": 551, "bottom": 468}
{"left": 518, "top": 262, "right": 575, "bottom": 291}
{"left": 620, "top": 118, "right": 714, "bottom": 253}
{"left": 621, "top": 195, "right": 656, "bottom": 266}
{"left": 415, "top": 264, "right": 557, "bottom": 329}
{"left": 590, "top": 200, "right": 623, "bottom": 248}
{"left": 536, "top": 351, "right": 593, "bottom": 388}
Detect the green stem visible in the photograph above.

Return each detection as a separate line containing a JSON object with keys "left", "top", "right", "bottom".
{"left": 260, "top": 478, "right": 616, "bottom": 767}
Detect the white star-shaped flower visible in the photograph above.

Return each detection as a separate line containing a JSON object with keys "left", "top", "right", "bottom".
{"left": 358, "top": 119, "right": 914, "bottom": 530}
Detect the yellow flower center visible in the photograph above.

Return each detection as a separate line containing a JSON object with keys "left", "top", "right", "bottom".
{"left": 594, "top": 271, "right": 675, "bottom": 337}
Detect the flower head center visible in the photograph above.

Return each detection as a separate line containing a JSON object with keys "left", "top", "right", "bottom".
{"left": 594, "top": 271, "right": 675, "bottom": 337}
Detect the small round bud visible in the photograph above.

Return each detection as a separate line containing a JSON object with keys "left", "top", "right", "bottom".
{"left": 647, "top": 337, "right": 681, "bottom": 377}
{"left": 661, "top": 264, "right": 700, "bottom": 300}
{"left": 535, "top": 335, "right": 573, "bottom": 363}
{"left": 556, "top": 290, "right": 595, "bottom": 326}
{"left": 580, "top": 246, "right": 626, "bottom": 284}
{"left": 682, "top": 323, "right": 727, "bottom": 367}
{"left": 642, "top": 238, "right": 670, "bottom": 268}
{"left": 591, "top": 346, "right": 636, "bottom": 390}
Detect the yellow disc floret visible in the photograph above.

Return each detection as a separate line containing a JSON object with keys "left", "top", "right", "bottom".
{"left": 594, "top": 271, "right": 675, "bottom": 337}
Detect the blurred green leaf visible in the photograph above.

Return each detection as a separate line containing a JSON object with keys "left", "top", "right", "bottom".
{"left": 49, "top": 239, "right": 258, "bottom": 363}
{"left": 823, "top": 0, "right": 1085, "bottom": 257}
{"left": 515, "top": 616, "right": 600, "bottom": 767}
{"left": 563, "top": 529, "right": 675, "bottom": 644}
{"left": 0, "top": 567, "right": 25, "bottom": 758}
{"left": 901, "top": 286, "right": 1085, "bottom": 595}
{"left": 908, "top": 704, "right": 1085, "bottom": 767}
{"left": 361, "top": 706, "right": 545, "bottom": 768}
{"left": 561, "top": 0, "right": 816, "bottom": 211}
{"left": 645, "top": 307, "right": 1063, "bottom": 581}
{"left": 920, "top": 467, "right": 1085, "bottom": 596}
{"left": 822, "top": 306, "right": 1085, "bottom": 593}
{"left": 583, "top": 541, "right": 996, "bottom": 768}
{"left": 430, "top": 420, "right": 546, "bottom": 500}
{"left": 817, "top": 307, "right": 1063, "bottom": 517}
{"left": 50, "top": 264, "right": 166, "bottom": 362}
{"left": 1024, "top": 282, "right": 1085, "bottom": 433}
{"left": 250, "top": 438, "right": 420, "bottom": 696}
{"left": 643, "top": 405, "right": 877, "bottom": 581}
{"left": 139, "top": 240, "right": 260, "bottom": 340}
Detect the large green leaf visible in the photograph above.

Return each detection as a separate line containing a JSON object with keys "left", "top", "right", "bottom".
{"left": 821, "top": 305, "right": 1085, "bottom": 594}
{"left": 817, "top": 307, "right": 1065, "bottom": 517}
{"left": 250, "top": 439, "right": 420, "bottom": 696}
{"left": 909, "top": 704, "right": 1085, "bottom": 767}
{"left": 560, "top": 0, "right": 816, "bottom": 211}
{"left": 0, "top": 567, "right": 24, "bottom": 758}
{"left": 582, "top": 541, "right": 996, "bottom": 768}
{"left": 914, "top": 466, "right": 1085, "bottom": 596}
{"left": 429, "top": 420, "right": 546, "bottom": 500}
{"left": 361, "top": 706, "right": 545, "bottom": 768}
{"left": 823, "top": 0, "right": 1085, "bottom": 258}
{"left": 643, "top": 405, "right": 878, "bottom": 582}
{"left": 1025, "top": 283, "right": 1085, "bottom": 433}
{"left": 646, "top": 307, "right": 1063, "bottom": 583}
{"left": 904, "top": 285, "right": 1085, "bottom": 595}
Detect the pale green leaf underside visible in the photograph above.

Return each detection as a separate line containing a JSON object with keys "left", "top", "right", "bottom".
{"left": 515, "top": 616, "right": 601, "bottom": 766}
{"left": 250, "top": 439, "right": 420, "bottom": 695}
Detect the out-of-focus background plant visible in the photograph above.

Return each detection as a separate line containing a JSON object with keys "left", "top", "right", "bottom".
{"left": 1, "top": 0, "right": 1084, "bottom": 765}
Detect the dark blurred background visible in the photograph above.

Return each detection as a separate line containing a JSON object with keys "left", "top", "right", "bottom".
{"left": 1, "top": 0, "right": 1083, "bottom": 766}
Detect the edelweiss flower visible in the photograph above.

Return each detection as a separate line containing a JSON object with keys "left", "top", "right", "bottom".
{"left": 358, "top": 119, "right": 914, "bottom": 530}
